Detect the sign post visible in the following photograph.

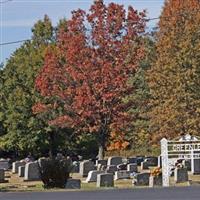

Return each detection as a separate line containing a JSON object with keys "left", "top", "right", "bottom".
{"left": 161, "top": 138, "right": 169, "bottom": 187}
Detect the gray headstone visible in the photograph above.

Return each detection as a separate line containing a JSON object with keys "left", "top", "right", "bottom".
{"left": 85, "top": 170, "right": 104, "bottom": 183}
{"left": 18, "top": 166, "right": 25, "bottom": 177}
{"left": 97, "top": 173, "right": 114, "bottom": 187}
{"left": 0, "top": 159, "right": 9, "bottom": 170}
{"left": 174, "top": 167, "right": 188, "bottom": 183}
{"left": 117, "top": 163, "right": 127, "bottom": 170}
{"left": 71, "top": 161, "right": 80, "bottom": 173}
{"left": 79, "top": 160, "right": 95, "bottom": 177}
{"left": 114, "top": 170, "right": 130, "bottom": 180}
{"left": 0, "top": 169, "right": 5, "bottom": 182}
{"left": 133, "top": 172, "right": 150, "bottom": 186}
{"left": 141, "top": 161, "right": 149, "bottom": 170}
{"left": 65, "top": 179, "right": 81, "bottom": 189}
{"left": 96, "top": 159, "right": 107, "bottom": 166}
{"left": 193, "top": 159, "right": 200, "bottom": 175}
{"left": 107, "top": 156, "right": 122, "bottom": 166}
{"left": 136, "top": 156, "right": 145, "bottom": 165}
{"left": 106, "top": 165, "right": 118, "bottom": 174}
{"left": 38, "top": 157, "right": 48, "bottom": 167}
{"left": 0, "top": 169, "right": 8, "bottom": 183}
{"left": 127, "top": 157, "right": 137, "bottom": 164}
{"left": 127, "top": 163, "right": 138, "bottom": 173}
{"left": 12, "top": 161, "right": 26, "bottom": 174}
{"left": 145, "top": 157, "right": 158, "bottom": 166}
{"left": 24, "top": 161, "right": 40, "bottom": 181}
{"left": 182, "top": 160, "right": 191, "bottom": 171}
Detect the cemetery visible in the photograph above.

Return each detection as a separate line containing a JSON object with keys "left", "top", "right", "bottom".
{"left": 0, "top": 134, "right": 200, "bottom": 192}
{"left": 1, "top": 1, "right": 200, "bottom": 199}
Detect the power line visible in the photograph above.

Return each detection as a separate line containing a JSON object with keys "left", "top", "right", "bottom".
{"left": 0, "top": 17, "right": 160, "bottom": 46}
{"left": 1, "top": 8, "right": 200, "bottom": 46}
{"left": 0, "top": 39, "right": 30, "bottom": 46}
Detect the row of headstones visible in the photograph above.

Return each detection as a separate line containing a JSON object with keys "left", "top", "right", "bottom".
{"left": 134, "top": 167, "right": 189, "bottom": 187}
{"left": 79, "top": 156, "right": 159, "bottom": 177}
{"left": 12, "top": 160, "right": 40, "bottom": 181}
{"left": 158, "top": 155, "right": 200, "bottom": 175}
{"left": 182, "top": 159, "right": 200, "bottom": 174}
{"left": 78, "top": 156, "right": 158, "bottom": 188}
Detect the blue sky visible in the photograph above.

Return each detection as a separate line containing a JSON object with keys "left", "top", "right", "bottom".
{"left": 0, "top": 0, "right": 165, "bottom": 63}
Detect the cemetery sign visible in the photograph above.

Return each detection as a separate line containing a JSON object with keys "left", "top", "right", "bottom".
{"left": 161, "top": 134, "right": 200, "bottom": 187}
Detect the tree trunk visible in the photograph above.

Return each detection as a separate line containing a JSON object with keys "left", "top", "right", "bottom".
{"left": 49, "top": 131, "right": 56, "bottom": 159}
{"left": 98, "top": 144, "right": 105, "bottom": 160}
{"left": 97, "top": 128, "right": 107, "bottom": 160}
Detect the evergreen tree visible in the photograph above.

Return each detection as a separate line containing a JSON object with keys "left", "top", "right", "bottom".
{"left": 0, "top": 16, "right": 55, "bottom": 156}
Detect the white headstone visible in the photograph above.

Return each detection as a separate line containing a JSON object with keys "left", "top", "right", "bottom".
{"left": 85, "top": 170, "right": 104, "bottom": 183}
{"left": 12, "top": 161, "right": 26, "bottom": 174}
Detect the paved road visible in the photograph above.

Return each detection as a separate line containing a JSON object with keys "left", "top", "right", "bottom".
{"left": 0, "top": 186, "right": 200, "bottom": 200}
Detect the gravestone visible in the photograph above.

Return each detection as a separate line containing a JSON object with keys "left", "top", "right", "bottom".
{"left": 38, "top": 157, "right": 48, "bottom": 167}
{"left": 65, "top": 179, "right": 81, "bottom": 189}
{"left": 141, "top": 161, "right": 149, "bottom": 170}
{"left": 182, "top": 160, "right": 191, "bottom": 171}
{"left": 114, "top": 170, "right": 130, "bottom": 180}
{"left": 24, "top": 161, "right": 40, "bottom": 181}
{"left": 174, "top": 167, "right": 188, "bottom": 183}
{"left": 106, "top": 165, "right": 118, "bottom": 174}
{"left": 97, "top": 173, "right": 114, "bottom": 187}
{"left": 0, "top": 169, "right": 8, "bottom": 183}
{"left": 127, "top": 157, "right": 137, "bottom": 164}
{"left": 145, "top": 157, "right": 158, "bottom": 167}
{"left": 127, "top": 163, "right": 138, "bottom": 173}
{"left": 96, "top": 159, "right": 107, "bottom": 166}
{"left": 79, "top": 160, "right": 95, "bottom": 177}
{"left": 18, "top": 166, "right": 25, "bottom": 177}
{"left": 136, "top": 156, "right": 145, "bottom": 165}
{"left": 117, "top": 163, "right": 127, "bottom": 171}
{"left": 71, "top": 161, "right": 80, "bottom": 173}
{"left": 0, "top": 159, "right": 9, "bottom": 170}
{"left": 149, "top": 175, "right": 162, "bottom": 187}
{"left": 192, "top": 159, "right": 200, "bottom": 175}
{"left": 12, "top": 161, "right": 26, "bottom": 174}
{"left": 107, "top": 156, "right": 122, "bottom": 166}
{"left": 97, "top": 164, "right": 106, "bottom": 171}
{"left": 85, "top": 170, "right": 104, "bottom": 182}
{"left": 133, "top": 172, "right": 150, "bottom": 186}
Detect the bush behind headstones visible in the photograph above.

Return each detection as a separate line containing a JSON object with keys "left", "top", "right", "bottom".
{"left": 38, "top": 158, "right": 73, "bottom": 188}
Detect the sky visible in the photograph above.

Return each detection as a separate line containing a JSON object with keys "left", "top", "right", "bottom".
{"left": 0, "top": 0, "right": 165, "bottom": 64}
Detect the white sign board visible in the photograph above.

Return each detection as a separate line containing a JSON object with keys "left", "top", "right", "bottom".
{"left": 160, "top": 134, "right": 200, "bottom": 187}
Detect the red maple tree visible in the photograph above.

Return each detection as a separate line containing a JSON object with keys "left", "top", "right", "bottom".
{"left": 33, "top": 0, "right": 146, "bottom": 159}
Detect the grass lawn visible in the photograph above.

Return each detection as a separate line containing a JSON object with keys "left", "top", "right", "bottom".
{"left": 0, "top": 171, "right": 200, "bottom": 192}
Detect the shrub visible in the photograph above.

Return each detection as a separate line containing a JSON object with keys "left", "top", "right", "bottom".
{"left": 38, "top": 157, "right": 73, "bottom": 188}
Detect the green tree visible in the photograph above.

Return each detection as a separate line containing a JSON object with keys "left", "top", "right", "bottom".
{"left": 0, "top": 16, "right": 57, "bottom": 156}
{"left": 127, "top": 36, "right": 156, "bottom": 154}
